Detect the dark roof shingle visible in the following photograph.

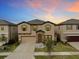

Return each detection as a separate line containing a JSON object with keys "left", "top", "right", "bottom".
{"left": 27, "top": 19, "right": 45, "bottom": 25}
{"left": 58, "top": 19, "right": 79, "bottom": 25}
{"left": 0, "top": 19, "right": 15, "bottom": 25}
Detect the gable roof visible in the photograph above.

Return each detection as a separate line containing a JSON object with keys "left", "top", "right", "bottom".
{"left": 18, "top": 19, "right": 56, "bottom": 25}
{"left": 27, "top": 19, "right": 45, "bottom": 25}
{"left": 43, "top": 21, "right": 56, "bottom": 25}
{"left": 36, "top": 30, "right": 45, "bottom": 33}
{"left": 58, "top": 19, "right": 79, "bottom": 25}
{"left": 17, "top": 21, "right": 30, "bottom": 25}
{"left": 0, "top": 19, "right": 15, "bottom": 25}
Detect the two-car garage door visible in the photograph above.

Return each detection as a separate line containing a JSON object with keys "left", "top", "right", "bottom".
{"left": 67, "top": 36, "right": 79, "bottom": 42}
{"left": 21, "top": 36, "right": 36, "bottom": 43}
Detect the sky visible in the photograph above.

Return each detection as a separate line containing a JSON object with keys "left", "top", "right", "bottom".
{"left": 0, "top": 0, "right": 79, "bottom": 24}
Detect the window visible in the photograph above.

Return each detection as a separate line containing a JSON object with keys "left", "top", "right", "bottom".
{"left": 32, "top": 26, "right": 37, "bottom": 31}
{"left": 1, "top": 27, "right": 4, "bottom": 31}
{"left": 21, "top": 25, "right": 27, "bottom": 31}
{"left": 77, "top": 25, "right": 79, "bottom": 30}
{"left": 45, "top": 25, "right": 51, "bottom": 31}
{"left": 0, "top": 34, "right": 7, "bottom": 41}
{"left": 66, "top": 25, "right": 72, "bottom": 30}
{"left": 44, "top": 35, "right": 52, "bottom": 40}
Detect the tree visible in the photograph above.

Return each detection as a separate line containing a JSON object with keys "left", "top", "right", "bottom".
{"left": 43, "top": 36, "right": 54, "bottom": 59}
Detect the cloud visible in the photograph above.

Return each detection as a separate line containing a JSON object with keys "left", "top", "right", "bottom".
{"left": 28, "top": 0, "right": 42, "bottom": 8}
{"left": 33, "top": 14, "right": 70, "bottom": 24}
{"left": 28, "top": 0, "right": 62, "bottom": 13}
{"left": 30, "top": 0, "right": 71, "bottom": 23}
{"left": 66, "top": 0, "right": 79, "bottom": 12}
{"left": 6, "top": 0, "right": 29, "bottom": 8}
{"left": 3, "top": 0, "right": 79, "bottom": 23}
{"left": 7, "top": 0, "right": 64, "bottom": 13}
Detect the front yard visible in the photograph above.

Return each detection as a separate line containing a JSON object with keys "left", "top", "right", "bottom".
{"left": 35, "top": 55, "right": 79, "bottom": 59}
{"left": 0, "top": 42, "right": 20, "bottom": 52}
{"left": 0, "top": 56, "right": 6, "bottom": 59}
{"left": 35, "top": 42, "right": 78, "bottom": 52}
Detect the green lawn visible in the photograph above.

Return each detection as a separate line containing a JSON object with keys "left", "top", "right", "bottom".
{"left": 0, "top": 56, "right": 6, "bottom": 59}
{"left": 0, "top": 42, "right": 20, "bottom": 52}
{"left": 35, "top": 55, "right": 79, "bottom": 59}
{"left": 35, "top": 42, "right": 78, "bottom": 52}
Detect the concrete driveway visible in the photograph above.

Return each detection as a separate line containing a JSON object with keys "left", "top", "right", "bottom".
{"left": 68, "top": 42, "right": 79, "bottom": 50}
{"left": 5, "top": 38, "right": 36, "bottom": 59}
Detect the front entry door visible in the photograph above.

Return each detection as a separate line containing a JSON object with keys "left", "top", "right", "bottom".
{"left": 37, "top": 34, "right": 43, "bottom": 43}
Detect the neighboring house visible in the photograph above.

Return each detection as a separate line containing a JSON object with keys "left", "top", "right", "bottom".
{"left": 18, "top": 19, "right": 55, "bottom": 43}
{"left": 57, "top": 19, "right": 79, "bottom": 42}
{"left": 0, "top": 19, "right": 17, "bottom": 42}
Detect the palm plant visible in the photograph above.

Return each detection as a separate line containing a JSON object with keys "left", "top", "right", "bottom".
{"left": 43, "top": 36, "right": 54, "bottom": 59}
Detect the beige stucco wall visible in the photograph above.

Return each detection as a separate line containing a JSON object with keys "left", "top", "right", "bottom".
{"left": 18, "top": 22, "right": 55, "bottom": 41}
{"left": 10, "top": 25, "right": 18, "bottom": 40}
{"left": 41, "top": 23, "right": 55, "bottom": 40}
{"left": 18, "top": 23, "right": 32, "bottom": 40}
{"left": 0, "top": 25, "right": 18, "bottom": 42}
{"left": 0, "top": 25, "right": 9, "bottom": 41}
{"left": 57, "top": 25, "right": 79, "bottom": 41}
{"left": 58, "top": 25, "right": 79, "bottom": 32}
{"left": 18, "top": 23, "right": 31, "bottom": 34}
{"left": 30, "top": 23, "right": 55, "bottom": 40}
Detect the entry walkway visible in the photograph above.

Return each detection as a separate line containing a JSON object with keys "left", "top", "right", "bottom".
{"left": 5, "top": 39, "right": 36, "bottom": 59}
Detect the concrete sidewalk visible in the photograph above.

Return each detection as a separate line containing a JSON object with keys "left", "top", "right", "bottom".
{"left": 0, "top": 42, "right": 5, "bottom": 46}
{"left": 0, "top": 52, "right": 11, "bottom": 56}
{"left": 68, "top": 42, "right": 79, "bottom": 50}
{"left": 5, "top": 39, "right": 36, "bottom": 59}
{"left": 34, "top": 52, "right": 79, "bottom": 56}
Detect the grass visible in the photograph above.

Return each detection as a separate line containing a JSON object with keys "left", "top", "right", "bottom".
{"left": 35, "top": 55, "right": 79, "bottom": 59}
{"left": 0, "top": 56, "right": 6, "bottom": 59}
{"left": 35, "top": 42, "right": 78, "bottom": 52}
{"left": 0, "top": 42, "right": 20, "bottom": 52}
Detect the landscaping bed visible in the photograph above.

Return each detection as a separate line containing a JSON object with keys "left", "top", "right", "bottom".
{"left": 35, "top": 42, "right": 78, "bottom": 52}
{"left": 0, "top": 42, "right": 20, "bottom": 52}
{"left": 35, "top": 55, "right": 79, "bottom": 59}
{"left": 0, "top": 56, "right": 6, "bottom": 59}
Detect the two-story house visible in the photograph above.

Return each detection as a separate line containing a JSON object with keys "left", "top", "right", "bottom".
{"left": 0, "top": 19, "right": 17, "bottom": 42}
{"left": 18, "top": 19, "right": 55, "bottom": 43}
{"left": 1, "top": 19, "right": 79, "bottom": 43}
{"left": 57, "top": 19, "right": 79, "bottom": 42}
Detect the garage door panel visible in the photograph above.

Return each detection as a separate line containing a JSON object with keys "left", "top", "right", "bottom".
{"left": 67, "top": 36, "right": 79, "bottom": 42}
{"left": 21, "top": 36, "right": 36, "bottom": 43}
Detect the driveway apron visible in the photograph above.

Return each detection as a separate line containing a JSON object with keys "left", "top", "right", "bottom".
{"left": 5, "top": 38, "right": 36, "bottom": 59}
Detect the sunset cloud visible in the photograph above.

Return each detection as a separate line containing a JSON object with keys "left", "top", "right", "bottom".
{"left": 67, "top": 0, "right": 79, "bottom": 12}
{"left": 28, "top": 0, "right": 62, "bottom": 13}
{"left": 0, "top": 0, "right": 79, "bottom": 23}
{"left": 28, "top": 0, "right": 42, "bottom": 8}
{"left": 33, "top": 14, "right": 70, "bottom": 24}
{"left": 6, "top": 0, "right": 64, "bottom": 13}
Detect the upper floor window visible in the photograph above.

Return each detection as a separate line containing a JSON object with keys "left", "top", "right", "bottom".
{"left": 21, "top": 25, "right": 27, "bottom": 31}
{"left": 77, "top": 25, "right": 79, "bottom": 30}
{"left": 1, "top": 27, "right": 4, "bottom": 31}
{"left": 32, "top": 26, "right": 37, "bottom": 31}
{"left": 45, "top": 25, "right": 51, "bottom": 31}
{"left": 66, "top": 25, "right": 72, "bottom": 30}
